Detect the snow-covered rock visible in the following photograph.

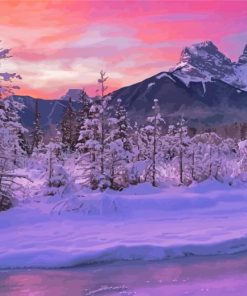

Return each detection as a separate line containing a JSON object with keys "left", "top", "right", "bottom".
{"left": 60, "top": 89, "right": 84, "bottom": 101}
{"left": 171, "top": 41, "right": 247, "bottom": 90}
{"left": 238, "top": 44, "right": 247, "bottom": 64}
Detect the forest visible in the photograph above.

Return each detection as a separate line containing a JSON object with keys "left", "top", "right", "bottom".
{"left": 1, "top": 69, "right": 247, "bottom": 212}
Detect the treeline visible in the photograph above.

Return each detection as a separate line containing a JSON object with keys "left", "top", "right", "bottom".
{"left": 1, "top": 72, "right": 247, "bottom": 204}
{"left": 23, "top": 73, "right": 247, "bottom": 190}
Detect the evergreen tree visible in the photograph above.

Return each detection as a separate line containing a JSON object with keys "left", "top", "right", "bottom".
{"left": 97, "top": 70, "right": 108, "bottom": 176}
{"left": 114, "top": 98, "right": 132, "bottom": 152}
{"left": 76, "top": 90, "right": 92, "bottom": 153}
{"left": 165, "top": 118, "right": 191, "bottom": 185}
{"left": 61, "top": 97, "right": 78, "bottom": 152}
{"left": 143, "top": 99, "right": 165, "bottom": 186}
{"left": 77, "top": 71, "right": 114, "bottom": 190}
{"left": 31, "top": 100, "right": 42, "bottom": 153}
{"left": 0, "top": 98, "right": 26, "bottom": 210}
{"left": 105, "top": 98, "right": 133, "bottom": 189}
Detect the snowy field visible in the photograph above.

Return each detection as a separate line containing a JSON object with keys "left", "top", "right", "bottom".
{"left": 1, "top": 180, "right": 247, "bottom": 269}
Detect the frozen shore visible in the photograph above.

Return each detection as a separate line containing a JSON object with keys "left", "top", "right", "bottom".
{"left": 1, "top": 181, "right": 247, "bottom": 268}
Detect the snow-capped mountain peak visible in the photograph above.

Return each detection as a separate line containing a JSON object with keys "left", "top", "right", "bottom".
{"left": 179, "top": 41, "right": 230, "bottom": 65}
{"left": 171, "top": 41, "right": 247, "bottom": 90}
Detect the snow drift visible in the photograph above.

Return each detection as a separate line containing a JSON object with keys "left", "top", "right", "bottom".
{"left": 1, "top": 181, "right": 247, "bottom": 269}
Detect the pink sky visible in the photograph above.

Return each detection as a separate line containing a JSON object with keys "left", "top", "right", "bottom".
{"left": 0, "top": 0, "right": 247, "bottom": 99}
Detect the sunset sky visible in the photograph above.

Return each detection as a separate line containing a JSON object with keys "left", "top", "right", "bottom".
{"left": 0, "top": 0, "right": 247, "bottom": 99}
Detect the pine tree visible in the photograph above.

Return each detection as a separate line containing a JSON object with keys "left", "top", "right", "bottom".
{"left": 191, "top": 132, "right": 224, "bottom": 181}
{"left": 77, "top": 71, "right": 113, "bottom": 190}
{"left": 97, "top": 70, "right": 108, "bottom": 176}
{"left": 0, "top": 98, "right": 26, "bottom": 210}
{"left": 76, "top": 90, "right": 92, "bottom": 153}
{"left": 61, "top": 97, "right": 78, "bottom": 152}
{"left": 18, "top": 130, "right": 31, "bottom": 156}
{"left": 31, "top": 100, "right": 42, "bottom": 153}
{"left": 45, "top": 136, "right": 68, "bottom": 195}
{"left": 143, "top": 99, "right": 165, "bottom": 186}
{"left": 105, "top": 99, "right": 133, "bottom": 189}
{"left": 76, "top": 98, "right": 102, "bottom": 189}
{"left": 165, "top": 118, "right": 191, "bottom": 185}
{"left": 114, "top": 98, "right": 132, "bottom": 152}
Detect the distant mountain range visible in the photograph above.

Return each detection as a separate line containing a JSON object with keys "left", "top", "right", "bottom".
{"left": 10, "top": 41, "right": 247, "bottom": 130}
{"left": 13, "top": 95, "right": 80, "bottom": 131}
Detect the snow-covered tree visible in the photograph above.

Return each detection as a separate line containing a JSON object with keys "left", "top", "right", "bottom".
{"left": 76, "top": 90, "right": 92, "bottom": 153}
{"left": 0, "top": 41, "right": 22, "bottom": 98}
{"left": 190, "top": 132, "right": 238, "bottom": 182}
{"left": 81, "top": 70, "right": 113, "bottom": 190}
{"left": 238, "top": 140, "right": 247, "bottom": 179}
{"left": 114, "top": 98, "right": 132, "bottom": 152}
{"left": 164, "top": 118, "right": 191, "bottom": 185}
{"left": 0, "top": 98, "right": 26, "bottom": 210}
{"left": 97, "top": 70, "right": 109, "bottom": 176}
{"left": 102, "top": 98, "right": 133, "bottom": 189}
{"left": 0, "top": 98, "right": 26, "bottom": 166}
{"left": 143, "top": 99, "right": 165, "bottom": 186}
{"left": 76, "top": 96, "right": 108, "bottom": 189}
{"left": 46, "top": 140, "right": 68, "bottom": 195}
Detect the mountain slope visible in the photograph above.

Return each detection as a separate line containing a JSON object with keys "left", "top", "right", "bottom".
{"left": 10, "top": 41, "right": 247, "bottom": 129}
{"left": 12, "top": 96, "right": 80, "bottom": 131}
{"left": 110, "top": 71, "right": 247, "bottom": 126}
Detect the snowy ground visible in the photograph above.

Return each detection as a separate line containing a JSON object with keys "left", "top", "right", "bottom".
{"left": 1, "top": 181, "right": 247, "bottom": 268}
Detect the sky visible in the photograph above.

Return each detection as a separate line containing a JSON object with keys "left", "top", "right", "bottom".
{"left": 0, "top": 0, "right": 247, "bottom": 99}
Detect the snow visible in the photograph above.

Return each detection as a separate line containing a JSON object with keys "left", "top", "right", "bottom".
{"left": 201, "top": 81, "right": 206, "bottom": 95}
{"left": 171, "top": 41, "right": 247, "bottom": 91}
{"left": 172, "top": 65, "right": 212, "bottom": 88}
{"left": 238, "top": 139, "right": 247, "bottom": 150}
{"left": 156, "top": 72, "right": 176, "bottom": 82}
{"left": 1, "top": 181, "right": 247, "bottom": 268}
{"left": 147, "top": 82, "right": 155, "bottom": 88}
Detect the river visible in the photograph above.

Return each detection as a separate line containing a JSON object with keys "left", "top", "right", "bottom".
{"left": 1, "top": 253, "right": 247, "bottom": 295}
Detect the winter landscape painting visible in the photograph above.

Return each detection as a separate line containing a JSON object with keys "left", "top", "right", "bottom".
{"left": 1, "top": 0, "right": 247, "bottom": 295}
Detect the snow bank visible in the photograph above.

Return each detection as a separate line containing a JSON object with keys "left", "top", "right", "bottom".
{"left": 2, "top": 237, "right": 247, "bottom": 269}
{"left": 1, "top": 181, "right": 247, "bottom": 268}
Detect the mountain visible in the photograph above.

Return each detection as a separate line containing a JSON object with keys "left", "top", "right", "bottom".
{"left": 110, "top": 71, "right": 247, "bottom": 127}
{"left": 60, "top": 89, "right": 84, "bottom": 101}
{"left": 10, "top": 41, "right": 247, "bottom": 130}
{"left": 11, "top": 95, "right": 80, "bottom": 131}
{"left": 171, "top": 41, "right": 247, "bottom": 91}
{"left": 110, "top": 41, "right": 247, "bottom": 126}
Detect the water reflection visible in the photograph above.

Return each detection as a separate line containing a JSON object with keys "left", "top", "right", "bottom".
{"left": 0, "top": 254, "right": 247, "bottom": 295}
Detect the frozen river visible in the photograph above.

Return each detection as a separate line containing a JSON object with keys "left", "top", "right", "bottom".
{"left": 1, "top": 253, "right": 247, "bottom": 296}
